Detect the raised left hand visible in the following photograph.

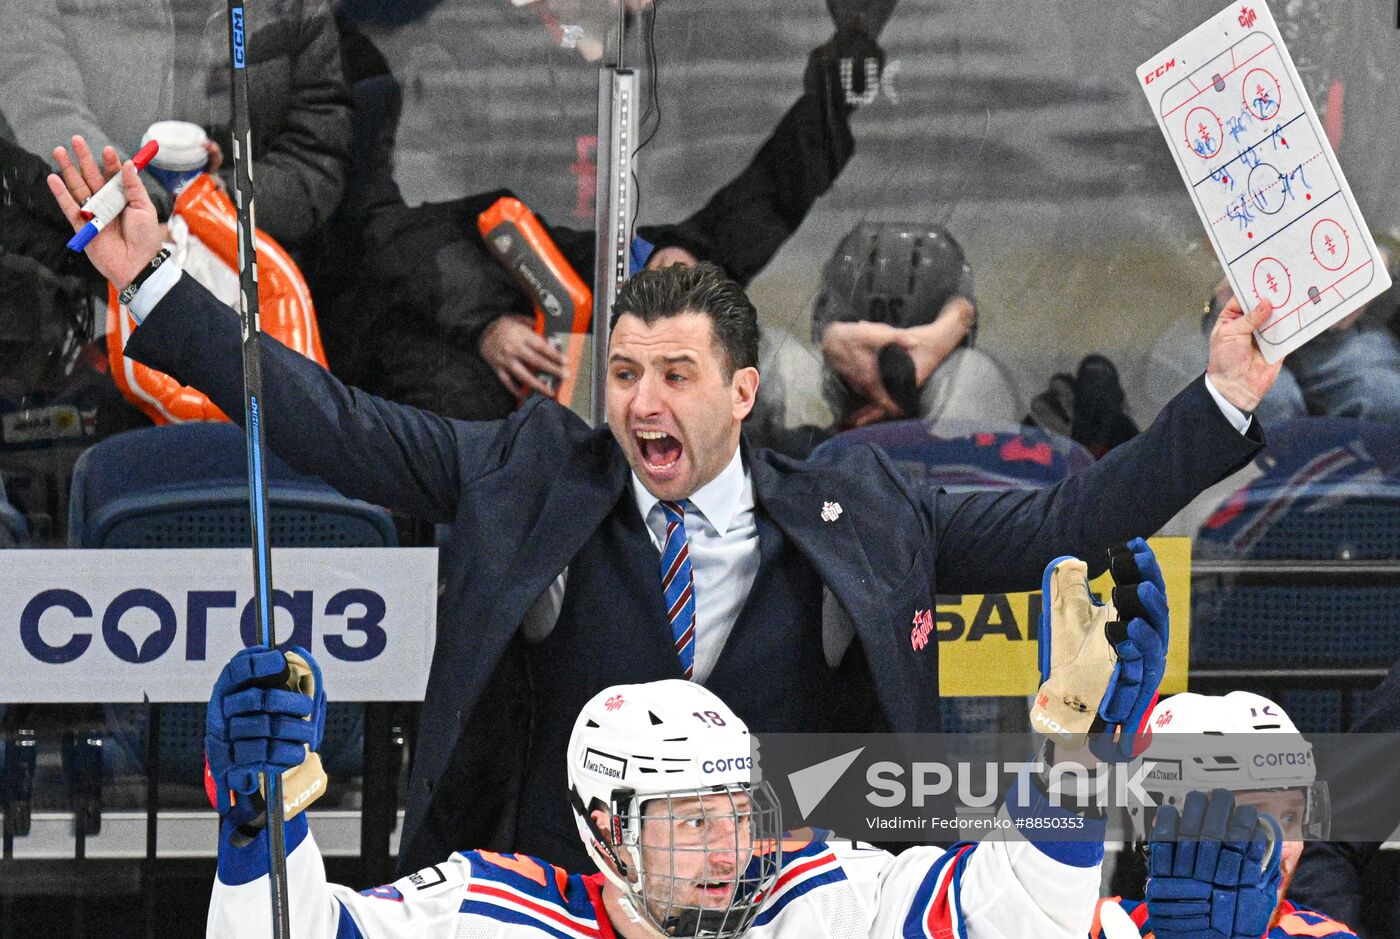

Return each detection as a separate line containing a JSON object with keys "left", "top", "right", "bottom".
{"left": 1206, "top": 293, "right": 1284, "bottom": 413}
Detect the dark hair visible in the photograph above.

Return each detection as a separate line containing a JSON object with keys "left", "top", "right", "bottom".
{"left": 610, "top": 261, "right": 760, "bottom": 376}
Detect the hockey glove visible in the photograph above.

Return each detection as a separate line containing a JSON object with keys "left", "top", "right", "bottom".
{"left": 1031, "top": 537, "right": 1168, "bottom": 761}
{"left": 205, "top": 645, "right": 327, "bottom": 832}
{"left": 1147, "top": 788, "right": 1284, "bottom": 939}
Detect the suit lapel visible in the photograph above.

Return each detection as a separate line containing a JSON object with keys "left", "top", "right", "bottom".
{"left": 749, "top": 448, "right": 921, "bottom": 727}
{"left": 490, "top": 432, "right": 633, "bottom": 631}
{"left": 748, "top": 453, "right": 885, "bottom": 636}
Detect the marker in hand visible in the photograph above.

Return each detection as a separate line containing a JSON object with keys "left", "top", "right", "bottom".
{"left": 66, "top": 139, "right": 160, "bottom": 252}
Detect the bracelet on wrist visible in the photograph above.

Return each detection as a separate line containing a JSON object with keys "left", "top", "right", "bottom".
{"left": 118, "top": 248, "right": 172, "bottom": 307}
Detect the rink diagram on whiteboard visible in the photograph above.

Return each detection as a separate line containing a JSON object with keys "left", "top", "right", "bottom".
{"left": 1139, "top": 2, "right": 1391, "bottom": 363}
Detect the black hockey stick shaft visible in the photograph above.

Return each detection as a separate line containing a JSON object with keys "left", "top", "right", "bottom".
{"left": 225, "top": 4, "right": 292, "bottom": 937}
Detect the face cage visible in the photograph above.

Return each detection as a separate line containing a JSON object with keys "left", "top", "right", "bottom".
{"left": 617, "top": 782, "right": 783, "bottom": 939}
{"left": 1130, "top": 782, "right": 1331, "bottom": 842}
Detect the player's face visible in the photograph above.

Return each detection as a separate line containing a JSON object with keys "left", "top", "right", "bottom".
{"left": 637, "top": 792, "right": 756, "bottom": 915}
{"left": 1233, "top": 788, "right": 1307, "bottom": 898}
{"left": 607, "top": 313, "right": 758, "bottom": 502}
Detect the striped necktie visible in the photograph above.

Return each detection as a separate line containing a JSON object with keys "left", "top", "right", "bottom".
{"left": 658, "top": 499, "right": 697, "bottom": 680}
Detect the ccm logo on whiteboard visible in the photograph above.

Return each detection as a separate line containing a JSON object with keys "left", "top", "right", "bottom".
{"left": 1144, "top": 58, "right": 1176, "bottom": 85}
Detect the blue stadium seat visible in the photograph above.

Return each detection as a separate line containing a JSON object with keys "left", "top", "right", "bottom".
{"left": 812, "top": 420, "right": 1094, "bottom": 493}
{"left": 819, "top": 421, "right": 1094, "bottom": 733}
{"left": 0, "top": 473, "right": 29, "bottom": 546}
{"left": 1196, "top": 418, "right": 1400, "bottom": 562}
{"left": 69, "top": 423, "right": 397, "bottom": 786}
{"left": 1192, "top": 418, "right": 1400, "bottom": 732}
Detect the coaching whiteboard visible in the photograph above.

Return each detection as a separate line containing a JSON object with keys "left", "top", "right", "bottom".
{"left": 1137, "top": 0, "right": 1390, "bottom": 363}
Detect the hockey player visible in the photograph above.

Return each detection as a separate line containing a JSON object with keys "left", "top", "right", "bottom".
{"left": 1094, "top": 691, "right": 1355, "bottom": 939}
{"left": 205, "top": 543, "right": 1169, "bottom": 938}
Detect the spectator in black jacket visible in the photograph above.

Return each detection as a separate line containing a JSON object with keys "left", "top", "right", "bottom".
{"left": 0, "top": 131, "right": 105, "bottom": 288}
{"left": 317, "top": 25, "right": 880, "bottom": 421}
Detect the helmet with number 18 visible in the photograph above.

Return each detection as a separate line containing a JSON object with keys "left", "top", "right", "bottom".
{"left": 567, "top": 680, "right": 783, "bottom": 939}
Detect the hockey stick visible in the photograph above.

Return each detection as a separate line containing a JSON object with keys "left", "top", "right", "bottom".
{"left": 224, "top": 4, "right": 292, "bottom": 937}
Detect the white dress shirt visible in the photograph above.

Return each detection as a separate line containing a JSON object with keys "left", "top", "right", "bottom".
{"left": 515, "top": 445, "right": 856, "bottom": 682}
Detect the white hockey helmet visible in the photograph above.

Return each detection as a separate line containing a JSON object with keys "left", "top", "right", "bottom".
{"left": 1128, "top": 691, "right": 1329, "bottom": 840}
{"left": 567, "top": 680, "right": 782, "bottom": 938}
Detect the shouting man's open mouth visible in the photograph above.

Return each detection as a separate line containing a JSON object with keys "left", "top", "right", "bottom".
{"left": 635, "top": 428, "right": 684, "bottom": 478}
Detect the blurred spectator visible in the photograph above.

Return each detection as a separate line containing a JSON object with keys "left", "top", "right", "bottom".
{"left": 1, "top": 131, "right": 147, "bottom": 469}
{"left": 317, "top": 24, "right": 878, "bottom": 420}
{"left": 817, "top": 223, "right": 1017, "bottom": 427}
{"left": 0, "top": 0, "right": 351, "bottom": 253}
{"left": 1025, "top": 353, "right": 1140, "bottom": 459}
{"left": 746, "top": 222, "right": 1021, "bottom": 456}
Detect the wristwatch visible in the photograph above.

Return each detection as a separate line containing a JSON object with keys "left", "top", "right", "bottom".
{"left": 118, "top": 248, "right": 172, "bottom": 307}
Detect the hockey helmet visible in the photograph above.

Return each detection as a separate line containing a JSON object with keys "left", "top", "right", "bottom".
{"left": 1127, "top": 691, "right": 1329, "bottom": 842}
{"left": 811, "top": 222, "right": 974, "bottom": 341}
{"left": 567, "top": 680, "right": 782, "bottom": 938}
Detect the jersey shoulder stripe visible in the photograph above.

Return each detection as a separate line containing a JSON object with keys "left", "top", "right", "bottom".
{"left": 752, "top": 842, "right": 849, "bottom": 927}
{"left": 904, "top": 842, "right": 976, "bottom": 939}
{"left": 458, "top": 899, "right": 598, "bottom": 939}
{"left": 460, "top": 879, "right": 603, "bottom": 939}
{"left": 458, "top": 850, "right": 605, "bottom": 918}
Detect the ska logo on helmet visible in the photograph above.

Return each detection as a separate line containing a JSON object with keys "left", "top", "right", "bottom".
{"left": 605, "top": 694, "right": 625, "bottom": 712}
{"left": 583, "top": 748, "right": 628, "bottom": 781}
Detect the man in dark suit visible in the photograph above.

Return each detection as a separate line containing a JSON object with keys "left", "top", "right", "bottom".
{"left": 48, "top": 140, "right": 1283, "bottom": 875}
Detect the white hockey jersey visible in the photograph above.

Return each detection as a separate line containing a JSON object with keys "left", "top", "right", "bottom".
{"left": 208, "top": 808, "right": 1102, "bottom": 939}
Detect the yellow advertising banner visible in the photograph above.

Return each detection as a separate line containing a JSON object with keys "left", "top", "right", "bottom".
{"left": 936, "top": 536, "right": 1190, "bottom": 697}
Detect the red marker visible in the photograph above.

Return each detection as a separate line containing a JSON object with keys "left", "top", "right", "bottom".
{"left": 68, "top": 139, "right": 160, "bottom": 251}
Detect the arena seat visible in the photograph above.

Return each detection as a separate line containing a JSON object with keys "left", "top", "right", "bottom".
{"left": 68, "top": 423, "right": 397, "bottom": 788}
{"left": 0, "top": 473, "right": 28, "bottom": 547}
{"left": 1192, "top": 418, "right": 1400, "bottom": 732}
{"left": 812, "top": 419, "right": 1095, "bottom": 492}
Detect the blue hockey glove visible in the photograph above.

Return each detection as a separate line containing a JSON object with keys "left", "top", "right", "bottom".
{"left": 1091, "top": 537, "right": 1168, "bottom": 761}
{"left": 1032, "top": 537, "right": 1168, "bottom": 761}
{"left": 204, "top": 645, "right": 325, "bottom": 821}
{"left": 1147, "top": 788, "right": 1284, "bottom": 939}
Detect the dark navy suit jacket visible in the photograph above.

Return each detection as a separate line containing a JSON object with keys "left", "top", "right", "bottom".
{"left": 125, "top": 273, "right": 1264, "bottom": 872}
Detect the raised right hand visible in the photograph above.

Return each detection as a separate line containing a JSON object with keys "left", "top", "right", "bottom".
{"left": 45, "top": 135, "right": 164, "bottom": 289}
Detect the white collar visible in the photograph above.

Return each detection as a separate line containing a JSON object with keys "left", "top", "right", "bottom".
{"left": 631, "top": 444, "right": 751, "bottom": 535}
